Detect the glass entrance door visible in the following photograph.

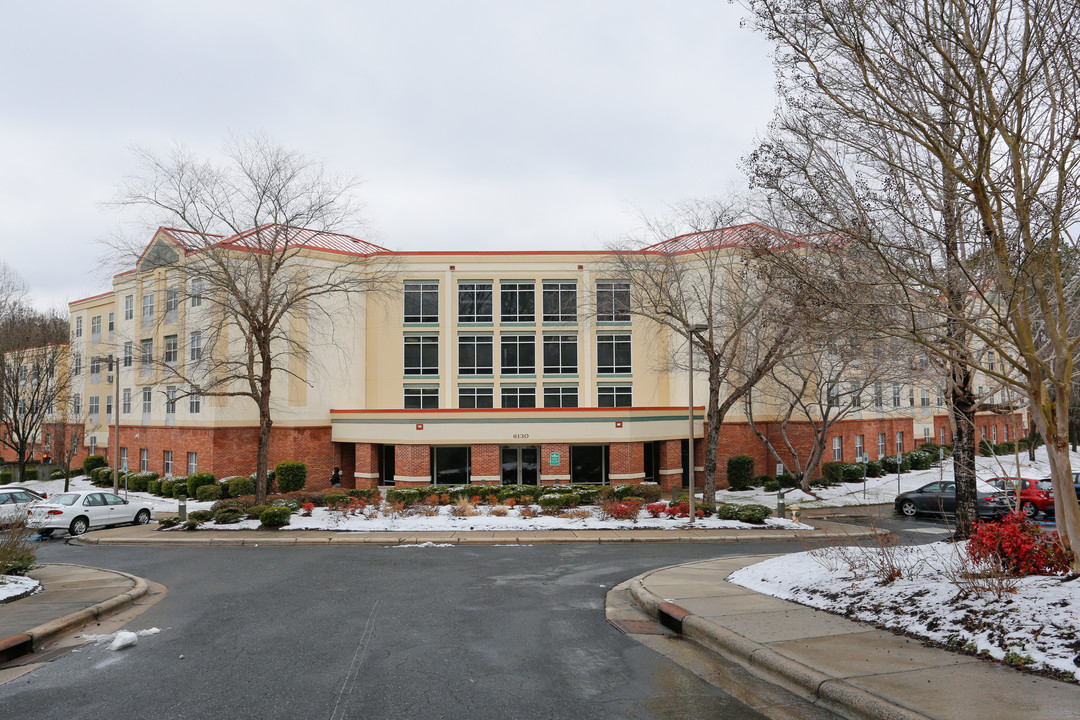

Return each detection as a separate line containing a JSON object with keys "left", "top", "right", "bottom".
{"left": 501, "top": 446, "right": 538, "bottom": 485}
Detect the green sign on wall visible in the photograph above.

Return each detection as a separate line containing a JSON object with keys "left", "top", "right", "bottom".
{"left": 550, "top": 452, "right": 561, "bottom": 466}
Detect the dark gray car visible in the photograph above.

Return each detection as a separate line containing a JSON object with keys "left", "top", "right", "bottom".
{"left": 894, "top": 481, "right": 1009, "bottom": 519}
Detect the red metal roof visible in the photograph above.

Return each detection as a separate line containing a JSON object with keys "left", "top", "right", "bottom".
{"left": 215, "top": 224, "right": 389, "bottom": 257}
{"left": 642, "top": 222, "right": 798, "bottom": 255}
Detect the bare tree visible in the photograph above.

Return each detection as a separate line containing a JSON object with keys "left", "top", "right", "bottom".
{"left": 109, "top": 135, "right": 392, "bottom": 504}
{"left": 742, "top": 0, "right": 1080, "bottom": 546}
{"left": 607, "top": 201, "right": 804, "bottom": 502}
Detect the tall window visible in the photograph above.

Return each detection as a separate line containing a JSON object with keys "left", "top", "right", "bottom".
{"left": 892, "top": 383, "right": 901, "bottom": 407}
{"left": 124, "top": 295, "right": 134, "bottom": 321}
{"left": 123, "top": 341, "right": 133, "bottom": 368}
{"left": 187, "top": 452, "right": 198, "bottom": 475}
{"left": 851, "top": 382, "right": 862, "bottom": 409}
{"left": 924, "top": 427, "right": 932, "bottom": 443}
{"left": 596, "top": 281, "right": 630, "bottom": 322}
{"left": 832, "top": 436, "right": 842, "bottom": 461}
{"left": 89, "top": 436, "right": 96, "bottom": 455}
{"left": 896, "top": 431, "right": 904, "bottom": 455}
{"left": 139, "top": 448, "right": 149, "bottom": 472}
{"left": 909, "top": 387, "right": 915, "bottom": 407}
{"left": 165, "top": 288, "right": 179, "bottom": 322}
{"left": 72, "top": 355, "right": 82, "bottom": 376}
{"left": 877, "top": 432, "right": 886, "bottom": 459}
{"left": 874, "top": 382, "right": 883, "bottom": 408}
{"left": 189, "top": 388, "right": 201, "bottom": 414}
{"left": 122, "top": 388, "right": 131, "bottom": 414}
{"left": 987, "top": 351, "right": 995, "bottom": 371}
{"left": 140, "top": 339, "right": 153, "bottom": 376}
{"left": 855, "top": 434, "right": 864, "bottom": 459}
{"left": 598, "top": 385, "right": 632, "bottom": 407}
{"left": 543, "top": 385, "right": 578, "bottom": 408}
{"left": 88, "top": 396, "right": 100, "bottom": 423}
{"left": 826, "top": 382, "right": 839, "bottom": 407}
{"left": 404, "top": 336, "right": 439, "bottom": 375}
{"left": 992, "top": 425, "right": 998, "bottom": 443}
{"left": 90, "top": 315, "right": 101, "bottom": 342}
{"left": 457, "top": 282, "right": 492, "bottom": 323}
{"left": 142, "top": 292, "right": 154, "bottom": 327}
{"left": 501, "top": 386, "right": 536, "bottom": 408}
{"left": 191, "top": 278, "right": 204, "bottom": 307}
{"left": 404, "top": 387, "right": 438, "bottom": 409}
{"left": 74, "top": 316, "right": 82, "bottom": 338}
{"left": 500, "top": 335, "right": 535, "bottom": 375}
{"left": 543, "top": 334, "right": 577, "bottom": 374}
{"left": 163, "top": 450, "right": 173, "bottom": 476}
{"left": 142, "top": 387, "right": 152, "bottom": 414}
{"left": 458, "top": 336, "right": 493, "bottom": 375}
{"left": 500, "top": 282, "right": 535, "bottom": 322}
{"left": 921, "top": 388, "right": 931, "bottom": 407}
{"left": 108, "top": 312, "right": 114, "bottom": 338}
{"left": 542, "top": 281, "right": 576, "bottom": 322}
{"left": 89, "top": 356, "right": 101, "bottom": 378}
{"left": 458, "top": 386, "right": 494, "bottom": 409}
{"left": 106, "top": 395, "right": 113, "bottom": 418}
{"left": 164, "top": 335, "right": 178, "bottom": 366}
{"left": 940, "top": 426, "right": 947, "bottom": 444}
{"left": 597, "top": 334, "right": 631, "bottom": 374}
{"left": 190, "top": 331, "right": 202, "bottom": 361}
{"left": 404, "top": 282, "right": 439, "bottom": 323}
{"left": 165, "top": 386, "right": 177, "bottom": 414}
{"left": 120, "top": 447, "right": 128, "bottom": 472}
{"left": 72, "top": 394, "right": 81, "bottom": 415}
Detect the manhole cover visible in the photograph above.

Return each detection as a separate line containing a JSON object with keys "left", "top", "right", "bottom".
{"left": 608, "top": 618, "right": 677, "bottom": 636}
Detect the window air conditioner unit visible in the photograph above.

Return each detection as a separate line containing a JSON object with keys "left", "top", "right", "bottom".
{"left": 106, "top": 375, "right": 114, "bottom": 383}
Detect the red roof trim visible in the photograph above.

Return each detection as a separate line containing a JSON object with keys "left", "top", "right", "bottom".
{"left": 330, "top": 406, "right": 704, "bottom": 414}
{"left": 68, "top": 291, "right": 114, "bottom": 306}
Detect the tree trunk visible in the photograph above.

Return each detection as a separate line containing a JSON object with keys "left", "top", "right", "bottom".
{"left": 254, "top": 355, "right": 274, "bottom": 505}
{"left": 702, "top": 361, "right": 722, "bottom": 504}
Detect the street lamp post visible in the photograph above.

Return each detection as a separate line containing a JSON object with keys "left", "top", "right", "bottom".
{"left": 103, "top": 354, "right": 122, "bottom": 497}
{"left": 687, "top": 324, "right": 709, "bottom": 524}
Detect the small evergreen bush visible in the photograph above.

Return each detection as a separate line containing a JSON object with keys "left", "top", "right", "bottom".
{"left": 842, "top": 463, "right": 865, "bottom": 482}
{"left": 714, "top": 504, "right": 739, "bottom": 520}
{"left": 726, "top": 455, "right": 754, "bottom": 491}
{"left": 226, "top": 476, "right": 255, "bottom": 497}
{"left": 347, "top": 488, "right": 382, "bottom": 502}
{"left": 23, "top": 468, "right": 38, "bottom": 480}
{"left": 753, "top": 474, "right": 774, "bottom": 487}
{"left": 979, "top": 439, "right": 995, "bottom": 456}
{"left": 763, "top": 479, "right": 780, "bottom": 492}
{"left": 146, "top": 480, "right": 161, "bottom": 495}
{"left": 214, "top": 507, "right": 244, "bottom": 524}
{"left": 0, "top": 471, "right": 12, "bottom": 483}
{"left": 188, "top": 510, "right": 214, "bottom": 522}
{"left": 904, "top": 450, "right": 933, "bottom": 470}
{"left": 865, "top": 461, "right": 883, "bottom": 478}
{"left": 196, "top": 484, "right": 222, "bottom": 501}
{"left": 259, "top": 506, "right": 292, "bottom": 528}
{"left": 735, "top": 504, "right": 772, "bottom": 524}
{"left": 186, "top": 473, "right": 216, "bottom": 498}
{"left": 82, "top": 455, "right": 107, "bottom": 476}
{"left": 274, "top": 461, "right": 307, "bottom": 493}
{"left": 821, "top": 462, "right": 846, "bottom": 484}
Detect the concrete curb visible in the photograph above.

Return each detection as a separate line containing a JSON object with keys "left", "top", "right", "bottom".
{"left": 628, "top": 565, "right": 933, "bottom": 720}
{"left": 0, "top": 564, "right": 150, "bottom": 664}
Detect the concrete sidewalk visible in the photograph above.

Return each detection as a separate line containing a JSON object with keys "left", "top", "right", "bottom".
{"left": 628, "top": 556, "right": 1079, "bottom": 720}
{"left": 72, "top": 518, "right": 876, "bottom": 546}
{"left": 0, "top": 564, "right": 148, "bottom": 664}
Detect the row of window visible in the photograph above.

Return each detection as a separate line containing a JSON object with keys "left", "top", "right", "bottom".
{"left": 405, "top": 280, "right": 630, "bottom": 324}
{"left": 406, "top": 333, "right": 631, "bottom": 376}
{"left": 73, "top": 281, "right": 205, "bottom": 342}
{"left": 103, "top": 447, "right": 199, "bottom": 476}
{"left": 76, "top": 386, "right": 201, "bottom": 418}
{"left": 404, "top": 384, "right": 632, "bottom": 409}
{"left": 832, "top": 432, "right": 907, "bottom": 461}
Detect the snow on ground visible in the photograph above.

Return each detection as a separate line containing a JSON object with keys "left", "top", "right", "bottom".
{"left": 717, "top": 446, "right": 1080, "bottom": 509}
{"left": 189, "top": 504, "right": 813, "bottom": 533}
{"left": 729, "top": 542, "right": 1080, "bottom": 680}
{"left": 0, "top": 574, "right": 40, "bottom": 604}
{"left": 14, "top": 474, "right": 217, "bottom": 513}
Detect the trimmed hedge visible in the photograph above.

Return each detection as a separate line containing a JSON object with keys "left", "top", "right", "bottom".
{"left": 226, "top": 476, "right": 255, "bottom": 497}
{"left": 196, "top": 484, "right": 222, "bottom": 501}
{"left": 275, "top": 461, "right": 307, "bottom": 493}
{"left": 0, "top": 471, "right": 11, "bottom": 483}
{"left": 727, "top": 455, "right": 755, "bottom": 491}
{"left": 82, "top": 455, "right": 107, "bottom": 475}
{"left": 214, "top": 507, "right": 244, "bottom": 524}
{"left": 147, "top": 480, "right": 161, "bottom": 495}
{"left": 736, "top": 504, "right": 772, "bottom": 524}
{"left": 186, "top": 473, "right": 217, "bottom": 498}
{"left": 259, "top": 506, "right": 292, "bottom": 528}
{"left": 821, "top": 461, "right": 846, "bottom": 484}
{"left": 865, "top": 460, "right": 883, "bottom": 478}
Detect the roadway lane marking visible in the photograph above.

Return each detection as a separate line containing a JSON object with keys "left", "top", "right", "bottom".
{"left": 329, "top": 599, "right": 380, "bottom": 720}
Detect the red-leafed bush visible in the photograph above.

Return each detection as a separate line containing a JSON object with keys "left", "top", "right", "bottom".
{"left": 301, "top": 502, "right": 315, "bottom": 517}
{"left": 967, "top": 513, "right": 1070, "bottom": 576}
{"left": 611, "top": 499, "right": 644, "bottom": 521}
{"left": 645, "top": 502, "right": 667, "bottom": 518}
{"left": 662, "top": 501, "right": 704, "bottom": 519}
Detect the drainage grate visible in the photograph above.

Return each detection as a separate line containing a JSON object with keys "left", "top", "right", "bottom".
{"left": 0, "top": 645, "right": 74, "bottom": 669}
{"left": 608, "top": 618, "right": 677, "bottom": 636}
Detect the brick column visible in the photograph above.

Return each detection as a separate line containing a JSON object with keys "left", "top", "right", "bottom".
{"left": 693, "top": 438, "right": 706, "bottom": 489}
{"left": 354, "top": 442, "right": 380, "bottom": 490}
{"left": 394, "top": 444, "right": 431, "bottom": 487}
{"left": 470, "top": 444, "right": 500, "bottom": 485}
{"left": 658, "top": 439, "right": 682, "bottom": 492}
{"left": 540, "top": 443, "right": 570, "bottom": 485}
{"left": 608, "top": 441, "right": 645, "bottom": 485}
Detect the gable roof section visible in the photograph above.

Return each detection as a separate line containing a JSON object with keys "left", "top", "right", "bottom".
{"left": 642, "top": 222, "right": 799, "bottom": 255}
{"left": 216, "top": 224, "right": 389, "bottom": 258}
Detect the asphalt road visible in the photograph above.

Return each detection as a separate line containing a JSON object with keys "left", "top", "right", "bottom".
{"left": 2, "top": 540, "right": 807, "bottom": 720}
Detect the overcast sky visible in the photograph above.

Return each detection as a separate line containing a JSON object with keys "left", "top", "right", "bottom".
{"left": 0, "top": 1, "right": 776, "bottom": 310}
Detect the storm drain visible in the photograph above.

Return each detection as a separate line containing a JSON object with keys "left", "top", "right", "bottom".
{"left": 657, "top": 602, "right": 692, "bottom": 634}
{"left": 608, "top": 619, "right": 677, "bottom": 636}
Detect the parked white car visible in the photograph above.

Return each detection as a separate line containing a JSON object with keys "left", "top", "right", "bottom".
{"left": 26, "top": 490, "right": 154, "bottom": 536}
{"left": 0, "top": 487, "right": 45, "bottom": 527}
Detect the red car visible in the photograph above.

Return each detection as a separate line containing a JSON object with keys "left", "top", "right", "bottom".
{"left": 986, "top": 477, "right": 1054, "bottom": 518}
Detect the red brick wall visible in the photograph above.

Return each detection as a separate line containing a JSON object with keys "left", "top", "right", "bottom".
{"left": 540, "top": 443, "right": 570, "bottom": 482}
{"left": 608, "top": 441, "right": 644, "bottom": 483}
{"left": 470, "top": 444, "right": 499, "bottom": 483}
{"left": 934, "top": 412, "right": 1025, "bottom": 447}
{"left": 658, "top": 439, "right": 683, "bottom": 492}
{"left": 394, "top": 444, "right": 430, "bottom": 485}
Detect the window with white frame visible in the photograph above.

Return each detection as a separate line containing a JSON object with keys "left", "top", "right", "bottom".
{"left": 596, "top": 281, "right": 630, "bottom": 322}
{"left": 142, "top": 292, "right": 154, "bottom": 327}
{"left": 123, "top": 341, "right": 133, "bottom": 368}
{"left": 88, "top": 396, "right": 100, "bottom": 423}
{"left": 501, "top": 385, "right": 536, "bottom": 408}
{"left": 940, "top": 426, "right": 946, "bottom": 444}
{"left": 855, "top": 434, "right": 864, "bottom": 459}
{"left": 992, "top": 425, "right": 998, "bottom": 443}
{"left": 122, "top": 388, "right": 131, "bottom": 414}
{"left": 120, "top": 447, "right": 128, "bottom": 472}
{"left": 189, "top": 388, "right": 201, "bottom": 414}
{"left": 542, "top": 281, "right": 576, "bottom": 322}
{"left": 72, "top": 394, "right": 81, "bottom": 415}
{"left": 140, "top": 339, "right": 153, "bottom": 375}
{"left": 896, "top": 431, "right": 904, "bottom": 455}
{"left": 403, "top": 387, "right": 439, "bottom": 409}
{"left": 163, "top": 450, "right": 173, "bottom": 476}
{"left": 874, "top": 382, "right": 883, "bottom": 408}
{"left": 892, "top": 383, "right": 901, "bottom": 407}
{"left": 164, "top": 335, "right": 178, "bottom": 366}
{"left": 826, "top": 382, "right": 839, "bottom": 407}
{"left": 108, "top": 312, "right": 114, "bottom": 338}
{"left": 124, "top": 295, "right": 134, "bottom": 321}
{"left": 832, "top": 435, "right": 843, "bottom": 461}
{"left": 165, "top": 386, "right": 177, "bottom": 415}
{"left": 89, "top": 436, "right": 96, "bottom": 455}
{"left": 458, "top": 386, "right": 494, "bottom": 409}
{"left": 543, "top": 385, "right": 578, "bottom": 408}
{"left": 403, "top": 336, "right": 439, "bottom": 375}
{"left": 165, "top": 287, "right": 179, "bottom": 322}
{"left": 543, "top": 334, "right": 577, "bottom": 374}
{"left": 458, "top": 335, "right": 493, "bottom": 375}
{"left": 924, "top": 427, "right": 932, "bottom": 443}
{"left": 72, "top": 354, "right": 81, "bottom": 375}
{"left": 851, "top": 382, "right": 861, "bottom": 409}
{"left": 500, "top": 282, "right": 535, "bottom": 323}
{"left": 877, "top": 432, "right": 886, "bottom": 459}
{"left": 139, "top": 448, "right": 148, "bottom": 472}
{"left": 404, "top": 282, "right": 439, "bottom": 323}
{"left": 987, "top": 351, "right": 995, "bottom": 371}
{"left": 457, "top": 282, "right": 492, "bottom": 323}
{"left": 598, "top": 385, "right": 632, "bottom": 407}
{"left": 89, "top": 356, "right": 101, "bottom": 378}
{"left": 909, "top": 387, "right": 915, "bottom": 407}
{"left": 597, "top": 334, "right": 631, "bottom": 374}
{"left": 921, "top": 388, "right": 931, "bottom": 407}
{"left": 187, "top": 452, "right": 198, "bottom": 475}
{"left": 191, "top": 278, "right": 203, "bottom": 307}
{"left": 74, "top": 316, "right": 82, "bottom": 338}
{"left": 90, "top": 315, "right": 101, "bottom": 342}
{"left": 106, "top": 395, "right": 112, "bottom": 418}
{"left": 142, "top": 387, "right": 152, "bottom": 414}
{"left": 500, "top": 335, "right": 535, "bottom": 375}
{"left": 189, "top": 331, "right": 202, "bottom": 362}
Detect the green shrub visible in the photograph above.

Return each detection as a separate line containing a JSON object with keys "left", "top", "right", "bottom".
{"left": 82, "top": 455, "right": 107, "bottom": 476}
{"left": 172, "top": 481, "right": 190, "bottom": 499}
{"left": 347, "top": 488, "right": 382, "bottom": 502}
{"left": 226, "top": 476, "right": 255, "bottom": 498}
{"left": 842, "top": 464, "right": 865, "bottom": 482}
{"left": 188, "top": 510, "right": 214, "bottom": 522}
{"left": 714, "top": 504, "right": 740, "bottom": 520}
{"left": 182, "top": 519, "right": 200, "bottom": 531}
{"left": 127, "top": 473, "right": 151, "bottom": 493}
{"left": 777, "top": 472, "right": 798, "bottom": 489}
{"left": 23, "top": 468, "right": 38, "bottom": 480}
{"left": 214, "top": 507, "right": 244, "bottom": 524}
{"left": 281, "top": 490, "right": 334, "bottom": 507}
{"left": 881, "top": 455, "right": 911, "bottom": 473}
{"left": 904, "top": 450, "right": 934, "bottom": 471}
{"left": 157, "top": 517, "right": 180, "bottom": 529}
{"left": 919, "top": 441, "right": 941, "bottom": 457}
{"left": 210, "top": 497, "right": 255, "bottom": 513}
{"left": 259, "top": 506, "right": 292, "bottom": 528}
{"left": 763, "top": 479, "right": 780, "bottom": 492}
{"left": 50, "top": 469, "right": 67, "bottom": 480}
{"left": 0, "top": 471, "right": 11, "bottom": 483}
{"left": 726, "top": 455, "right": 754, "bottom": 491}
{"left": 735, "top": 504, "right": 772, "bottom": 524}
{"left": 538, "top": 493, "right": 577, "bottom": 510}
{"left": 274, "top": 461, "right": 307, "bottom": 493}
{"left": 979, "top": 439, "right": 995, "bottom": 456}
{"left": 995, "top": 441, "right": 1016, "bottom": 455}
{"left": 865, "top": 461, "right": 883, "bottom": 478}
{"left": 146, "top": 480, "right": 161, "bottom": 495}
{"left": 196, "top": 484, "right": 222, "bottom": 501}
{"left": 186, "top": 473, "right": 216, "bottom": 498}
{"left": 753, "top": 474, "right": 774, "bottom": 487}
{"left": 245, "top": 504, "right": 274, "bottom": 520}
{"left": 821, "top": 462, "right": 846, "bottom": 484}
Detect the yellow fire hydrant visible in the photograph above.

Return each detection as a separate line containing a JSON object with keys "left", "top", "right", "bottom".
{"left": 790, "top": 504, "right": 801, "bottom": 525}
